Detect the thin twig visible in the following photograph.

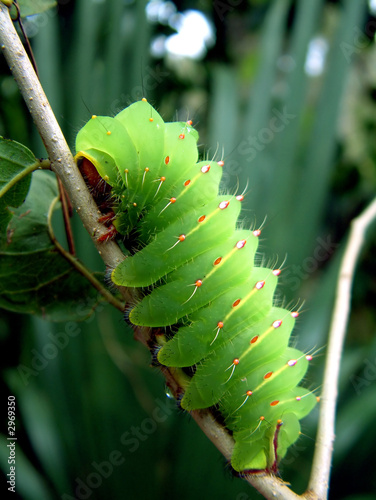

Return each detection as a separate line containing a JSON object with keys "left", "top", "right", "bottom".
{"left": 0, "top": 159, "right": 40, "bottom": 197}
{"left": 47, "top": 196, "right": 125, "bottom": 313}
{"left": 12, "top": 0, "right": 39, "bottom": 78}
{"left": 57, "top": 176, "right": 76, "bottom": 255}
{"left": 308, "top": 197, "right": 376, "bottom": 500}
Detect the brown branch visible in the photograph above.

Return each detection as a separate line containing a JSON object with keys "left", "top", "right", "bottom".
{"left": 308, "top": 197, "right": 376, "bottom": 500}
{"left": 57, "top": 176, "right": 76, "bottom": 255}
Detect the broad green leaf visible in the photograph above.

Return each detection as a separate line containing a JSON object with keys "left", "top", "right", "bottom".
{"left": 14, "top": 0, "right": 57, "bottom": 17}
{"left": 0, "top": 171, "right": 103, "bottom": 321}
{"left": 0, "top": 137, "right": 37, "bottom": 233}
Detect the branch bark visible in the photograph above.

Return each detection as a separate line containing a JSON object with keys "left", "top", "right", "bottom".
{"left": 308, "top": 197, "right": 376, "bottom": 499}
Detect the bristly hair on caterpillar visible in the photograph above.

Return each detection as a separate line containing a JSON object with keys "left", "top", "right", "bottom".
{"left": 75, "top": 98, "right": 317, "bottom": 474}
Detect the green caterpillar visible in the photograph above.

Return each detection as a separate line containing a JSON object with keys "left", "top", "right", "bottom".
{"left": 75, "top": 99, "right": 317, "bottom": 473}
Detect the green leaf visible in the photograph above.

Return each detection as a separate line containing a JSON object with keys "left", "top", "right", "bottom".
{"left": 0, "top": 137, "right": 37, "bottom": 233}
{"left": 0, "top": 171, "right": 103, "bottom": 321}
{"left": 15, "top": 0, "right": 57, "bottom": 17}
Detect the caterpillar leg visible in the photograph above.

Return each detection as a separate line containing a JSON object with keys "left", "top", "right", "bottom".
{"left": 97, "top": 223, "right": 118, "bottom": 242}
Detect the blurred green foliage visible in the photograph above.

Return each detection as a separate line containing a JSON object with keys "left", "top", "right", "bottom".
{"left": 0, "top": 0, "right": 375, "bottom": 499}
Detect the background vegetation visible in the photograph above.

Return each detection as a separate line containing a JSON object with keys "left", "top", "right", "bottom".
{"left": 1, "top": 0, "right": 375, "bottom": 499}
